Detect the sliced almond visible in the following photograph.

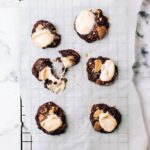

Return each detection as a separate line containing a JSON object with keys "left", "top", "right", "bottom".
{"left": 97, "top": 26, "right": 107, "bottom": 39}
{"left": 94, "top": 121, "right": 102, "bottom": 131}
{"left": 39, "top": 114, "right": 46, "bottom": 122}
{"left": 94, "top": 59, "right": 102, "bottom": 72}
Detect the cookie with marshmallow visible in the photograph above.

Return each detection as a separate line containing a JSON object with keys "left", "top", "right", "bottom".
{"left": 90, "top": 103, "right": 121, "bottom": 133}
{"left": 87, "top": 56, "right": 118, "bottom": 86}
{"left": 56, "top": 49, "right": 81, "bottom": 70}
{"left": 32, "top": 50, "right": 80, "bottom": 94}
{"left": 31, "top": 20, "right": 61, "bottom": 49}
{"left": 32, "top": 58, "right": 67, "bottom": 94}
{"left": 74, "top": 9, "right": 109, "bottom": 43}
{"left": 35, "top": 101, "right": 67, "bottom": 135}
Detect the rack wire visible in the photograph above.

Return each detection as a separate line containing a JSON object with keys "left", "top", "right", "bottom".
{"left": 20, "top": 98, "right": 33, "bottom": 150}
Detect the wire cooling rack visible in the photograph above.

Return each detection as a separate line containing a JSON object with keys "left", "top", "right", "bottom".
{"left": 20, "top": 98, "right": 32, "bottom": 150}
{"left": 19, "top": 0, "right": 129, "bottom": 149}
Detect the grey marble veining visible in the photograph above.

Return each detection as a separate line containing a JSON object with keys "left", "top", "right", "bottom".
{"left": 133, "top": 0, "right": 150, "bottom": 78}
{"left": 133, "top": 0, "right": 150, "bottom": 149}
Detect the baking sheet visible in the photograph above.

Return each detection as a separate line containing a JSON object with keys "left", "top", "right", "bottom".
{"left": 19, "top": 0, "right": 139, "bottom": 149}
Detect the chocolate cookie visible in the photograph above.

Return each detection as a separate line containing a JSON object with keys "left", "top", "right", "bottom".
{"left": 35, "top": 102, "right": 67, "bottom": 135}
{"left": 31, "top": 20, "right": 61, "bottom": 49}
{"left": 87, "top": 56, "right": 118, "bottom": 86}
{"left": 32, "top": 58, "right": 53, "bottom": 81}
{"left": 32, "top": 58, "right": 67, "bottom": 94}
{"left": 90, "top": 104, "right": 121, "bottom": 133}
{"left": 56, "top": 49, "right": 80, "bottom": 70}
{"left": 74, "top": 9, "right": 109, "bottom": 43}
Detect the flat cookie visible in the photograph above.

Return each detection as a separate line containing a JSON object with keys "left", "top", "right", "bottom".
{"left": 32, "top": 58, "right": 67, "bottom": 94}
{"left": 32, "top": 58, "right": 53, "bottom": 81}
{"left": 31, "top": 20, "right": 61, "bottom": 49}
{"left": 56, "top": 49, "right": 80, "bottom": 70}
{"left": 35, "top": 102, "right": 67, "bottom": 135}
{"left": 90, "top": 104, "right": 121, "bottom": 133}
{"left": 74, "top": 9, "right": 109, "bottom": 43}
{"left": 87, "top": 56, "right": 118, "bottom": 86}
{"left": 32, "top": 50, "right": 80, "bottom": 94}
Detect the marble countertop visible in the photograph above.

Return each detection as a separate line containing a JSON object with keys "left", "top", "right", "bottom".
{"left": 0, "top": 1, "right": 20, "bottom": 149}
{"left": 133, "top": 0, "right": 150, "bottom": 149}
{"left": 0, "top": 0, "right": 150, "bottom": 149}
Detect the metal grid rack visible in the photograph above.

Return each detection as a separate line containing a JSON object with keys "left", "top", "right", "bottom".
{"left": 20, "top": 98, "right": 32, "bottom": 150}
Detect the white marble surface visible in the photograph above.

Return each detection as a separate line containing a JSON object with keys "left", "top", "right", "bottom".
{"left": 0, "top": 1, "right": 20, "bottom": 149}
{"left": 133, "top": 0, "right": 150, "bottom": 149}
{"left": 0, "top": 0, "right": 149, "bottom": 149}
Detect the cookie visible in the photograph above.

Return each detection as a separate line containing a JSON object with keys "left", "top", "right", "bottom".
{"left": 31, "top": 20, "right": 61, "bottom": 49}
{"left": 90, "top": 104, "right": 121, "bottom": 133}
{"left": 87, "top": 56, "right": 118, "bottom": 86}
{"left": 56, "top": 49, "right": 80, "bottom": 70}
{"left": 32, "top": 58, "right": 67, "bottom": 94}
{"left": 32, "top": 58, "right": 53, "bottom": 81}
{"left": 74, "top": 9, "right": 109, "bottom": 43}
{"left": 35, "top": 102, "right": 67, "bottom": 135}
{"left": 32, "top": 50, "right": 80, "bottom": 94}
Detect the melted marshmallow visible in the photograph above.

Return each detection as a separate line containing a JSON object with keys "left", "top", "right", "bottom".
{"left": 75, "top": 10, "right": 95, "bottom": 35}
{"left": 100, "top": 60, "right": 115, "bottom": 82}
{"left": 39, "top": 67, "right": 57, "bottom": 81}
{"left": 47, "top": 79, "right": 66, "bottom": 94}
{"left": 32, "top": 29, "right": 54, "bottom": 48}
{"left": 40, "top": 114, "right": 62, "bottom": 132}
{"left": 61, "top": 57, "right": 73, "bottom": 68}
{"left": 99, "top": 113, "right": 117, "bottom": 132}
{"left": 39, "top": 67, "right": 66, "bottom": 94}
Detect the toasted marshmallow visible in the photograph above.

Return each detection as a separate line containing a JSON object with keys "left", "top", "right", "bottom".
{"left": 61, "top": 57, "right": 73, "bottom": 68}
{"left": 39, "top": 67, "right": 50, "bottom": 81}
{"left": 39, "top": 67, "right": 56, "bottom": 81}
{"left": 99, "top": 112, "right": 117, "bottom": 132}
{"left": 40, "top": 114, "right": 62, "bottom": 132}
{"left": 35, "top": 24, "right": 44, "bottom": 31}
{"left": 75, "top": 10, "right": 95, "bottom": 35}
{"left": 100, "top": 60, "right": 115, "bottom": 81}
{"left": 39, "top": 66, "right": 66, "bottom": 94}
{"left": 32, "top": 29, "right": 54, "bottom": 48}
{"left": 46, "top": 79, "right": 66, "bottom": 94}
